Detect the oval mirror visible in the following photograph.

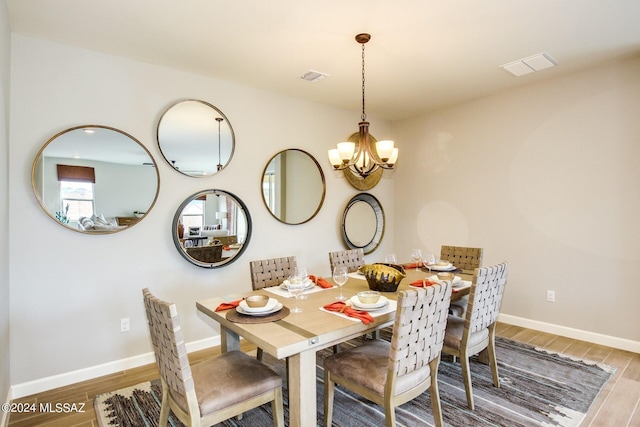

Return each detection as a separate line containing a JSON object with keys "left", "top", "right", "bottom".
{"left": 157, "top": 99, "right": 235, "bottom": 177}
{"left": 261, "top": 149, "right": 326, "bottom": 224}
{"left": 341, "top": 193, "right": 384, "bottom": 254}
{"left": 31, "top": 125, "right": 160, "bottom": 234}
{"left": 172, "top": 189, "right": 252, "bottom": 268}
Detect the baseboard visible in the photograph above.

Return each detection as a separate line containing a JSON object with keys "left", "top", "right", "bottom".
{"left": 1, "top": 387, "right": 11, "bottom": 427}
{"left": 499, "top": 314, "right": 640, "bottom": 353}
{"left": 9, "top": 336, "right": 220, "bottom": 400}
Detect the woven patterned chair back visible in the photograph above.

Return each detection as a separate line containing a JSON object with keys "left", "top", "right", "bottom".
{"left": 328, "top": 249, "right": 365, "bottom": 273}
{"left": 142, "top": 288, "right": 193, "bottom": 404}
{"left": 389, "top": 283, "right": 452, "bottom": 380}
{"left": 466, "top": 262, "right": 508, "bottom": 334}
{"left": 249, "top": 256, "right": 297, "bottom": 290}
{"left": 440, "top": 245, "right": 483, "bottom": 271}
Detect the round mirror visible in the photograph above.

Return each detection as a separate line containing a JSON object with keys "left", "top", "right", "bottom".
{"left": 341, "top": 193, "right": 384, "bottom": 254}
{"left": 261, "top": 149, "right": 326, "bottom": 224}
{"left": 157, "top": 99, "right": 235, "bottom": 177}
{"left": 32, "top": 125, "right": 160, "bottom": 234}
{"left": 172, "top": 189, "right": 252, "bottom": 268}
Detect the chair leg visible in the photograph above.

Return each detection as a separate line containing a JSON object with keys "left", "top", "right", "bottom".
{"left": 323, "top": 370, "right": 334, "bottom": 427}
{"left": 257, "top": 347, "right": 264, "bottom": 361}
{"left": 429, "top": 358, "right": 444, "bottom": 427}
{"left": 384, "top": 404, "right": 397, "bottom": 427}
{"left": 487, "top": 325, "right": 500, "bottom": 387}
{"left": 158, "top": 380, "right": 170, "bottom": 427}
{"left": 460, "top": 352, "right": 475, "bottom": 410}
{"left": 272, "top": 387, "right": 285, "bottom": 427}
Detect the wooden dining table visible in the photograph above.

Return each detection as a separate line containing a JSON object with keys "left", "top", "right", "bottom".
{"left": 196, "top": 265, "right": 473, "bottom": 427}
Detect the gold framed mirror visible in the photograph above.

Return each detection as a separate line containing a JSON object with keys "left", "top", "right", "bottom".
{"left": 157, "top": 99, "right": 235, "bottom": 177}
{"left": 172, "top": 189, "right": 252, "bottom": 268}
{"left": 261, "top": 149, "right": 326, "bottom": 224}
{"left": 32, "top": 125, "right": 160, "bottom": 233}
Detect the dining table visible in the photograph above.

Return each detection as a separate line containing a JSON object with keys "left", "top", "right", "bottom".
{"left": 196, "top": 263, "right": 473, "bottom": 427}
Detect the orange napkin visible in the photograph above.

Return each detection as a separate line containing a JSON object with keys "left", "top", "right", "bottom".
{"left": 410, "top": 279, "right": 458, "bottom": 292}
{"left": 404, "top": 262, "right": 423, "bottom": 269}
{"left": 309, "top": 275, "right": 334, "bottom": 289}
{"left": 223, "top": 245, "right": 230, "bottom": 250}
{"left": 215, "top": 299, "right": 242, "bottom": 312}
{"left": 323, "top": 301, "right": 375, "bottom": 325}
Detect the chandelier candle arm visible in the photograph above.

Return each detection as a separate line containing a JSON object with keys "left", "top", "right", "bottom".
{"left": 327, "top": 33, "right": 398, "bottom": 177}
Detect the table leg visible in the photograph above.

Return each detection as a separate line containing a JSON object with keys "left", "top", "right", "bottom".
{"left": 287, "top": 350, "right": 317, "bottom": 427}
{"left": 220, "top": 326, "right": 240, "bottom": 353}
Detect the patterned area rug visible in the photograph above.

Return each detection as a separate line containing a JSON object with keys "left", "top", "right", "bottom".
{"left": 94, "top": 336, "right": 614, "bottom": 427}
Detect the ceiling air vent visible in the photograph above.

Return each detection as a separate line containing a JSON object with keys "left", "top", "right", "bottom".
{"left": 300, "top": 70, "right": 329, "bottom": 83}
{"left": 500, "top": 52, "right": 556, "bottom": 77}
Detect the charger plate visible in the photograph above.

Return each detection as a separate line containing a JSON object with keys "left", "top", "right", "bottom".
{"left": 226, "top": 306, "right": 290, "bottom": 323}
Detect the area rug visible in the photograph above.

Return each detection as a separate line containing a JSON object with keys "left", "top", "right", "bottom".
{"left": 94, "top": 336, "right": 615, "bottom": 427}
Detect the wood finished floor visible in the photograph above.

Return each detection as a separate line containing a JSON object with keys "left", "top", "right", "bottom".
{"left": 6, "top": 323, "right": 640, "bottom": 427}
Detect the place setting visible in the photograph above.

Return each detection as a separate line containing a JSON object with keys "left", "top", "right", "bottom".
{"left": 263, "top": 267, "right": 335, "bottom": 299}
{"left": 320, "top": 290, "right": 397, "bottom": 324}
{"left": 215, "top": 295, "right": 290, "bottom": 323}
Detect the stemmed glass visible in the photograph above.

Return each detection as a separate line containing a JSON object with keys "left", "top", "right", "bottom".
{"left": 332, "top": 266, "right": 348, "bottom": 301}
{"left": 410, "top": 248, "right": 423, "bottom": 272}
{"left": 287, "top": 275, "right": 305, "bottom": 313}
{"left": 384, "top": 253, "right": 398, "bottom": 264}
{"left": 424, "top": 253, "right": 436, "bottom": 276}
{"left": 294, "top": 266, "right": 309, "bottom": 299}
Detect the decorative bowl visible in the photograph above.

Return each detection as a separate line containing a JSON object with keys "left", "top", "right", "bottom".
{"left": 357, "top": 291, "right": 381, "bottom": 304}
{"left": 245, "top": 295, "right": 269, "bottom": 308}
{"left": 436, "top": 260, "right": 450, "bottom": 267}
{"left": 436, "top": 272, "right": 454, "bottom": 281}
{"left": 359, "top": 263, "right": 406, "bottom": 292}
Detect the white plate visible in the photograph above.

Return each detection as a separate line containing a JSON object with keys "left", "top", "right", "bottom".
{"left": 239, "top": 298, "right": 278, "bottom": 313}
{"left": 350, "top": 295, "right": 389, "bottom": 310}
{"left": 236, "top": 302, "right": 283, "bottom": 317}
{"left": 352, "top": 301, "right": 390, "bottom": 311}
{"left": 427, "top": 263, "right": 456, "bottom": 271}
{"left": 281, "top": 278, "right": 315, "bottom": 290}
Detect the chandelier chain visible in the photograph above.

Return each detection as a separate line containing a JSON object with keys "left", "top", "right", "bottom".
{"left": 361, "top": 41, "right": 366, "bottom": 122}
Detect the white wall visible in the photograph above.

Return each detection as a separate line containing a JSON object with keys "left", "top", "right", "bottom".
{"left": 9, "top": 35, "right": 394, "bottom": 388}
{"left": 394, "top": 56, "right": 640, "bottom": 343}
{"left": 1, "top": 0, "right": 12, "bottom": 411}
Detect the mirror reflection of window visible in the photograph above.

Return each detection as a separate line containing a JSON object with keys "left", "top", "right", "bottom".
{"left": 60, "top": 181, "right": 94, "bottom": 221}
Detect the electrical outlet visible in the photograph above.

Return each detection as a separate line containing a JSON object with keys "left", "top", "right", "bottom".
{"left": 546, "top": 290, "right": 556, "bottom": 303}
{"left": 120, "top": 318, "right": 130, "bottom": 332}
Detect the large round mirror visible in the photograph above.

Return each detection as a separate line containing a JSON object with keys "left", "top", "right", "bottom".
{"left": 341, "top": 193, "right": 384, "bottom": 254}
{"left": 261, "top": 149, "right": 326, "bottom": 224}
{"left": 157, "top": 99, "right": 235, "bottom": 177}
{"left": 32, "top": 125, "right": 160, "bottom": 233}
{"left": 172, "top": 189, "right": 252, "bottom": 268}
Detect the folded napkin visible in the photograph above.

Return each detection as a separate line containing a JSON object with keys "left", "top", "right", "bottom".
{"left": 322, "top": 301, "right": 375, "bottom": 325}
{"left": 404, "top": 262, "right": 423, "bottom": 269}
{"left": 215, "top": 299, "right": 242, "bottom": 312}
{"left": 409, "top": 279, "right": 458, "bottom": 292}
{"left": 309, "top": 275, "right": 334, "bottom": 289}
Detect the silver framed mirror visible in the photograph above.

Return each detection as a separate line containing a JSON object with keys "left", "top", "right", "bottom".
{"left": 341, "top": 193, "right": 385, "bottom": 254}
{"left": 172, "top": 189, "right": 252, "bottom": 268}
{"left": 31, "top": 125, "right": 160, "bottom": 234}
{"left": 261, "top": 149, "right": 326, "bottom": 225}
{"left": 157, "top": 99, "right": 235, "bottom": 177}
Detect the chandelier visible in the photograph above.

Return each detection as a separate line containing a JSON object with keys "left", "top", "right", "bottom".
{"left": 328, "top": 33, "right": 398, "bottom": 177}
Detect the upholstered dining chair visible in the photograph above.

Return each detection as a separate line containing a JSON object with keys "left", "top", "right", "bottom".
{"left": 249, "top": 256, "right": 297, "bottom": 361}
{"left": 249, "top": 256, "right": 297, "bottom": 290}
{"left": 328, "top": 248, "right": 365, "bottom": 273}
{"left": 142, "top": 288, "right": 284, "bottom": 427}
{"left": 441, "top": 262, "right": 508, "bottom": 410}
{"left": 323, "top": 283, "right": 453, "bottom": 427}
{"left": 440, "top": 245, "right": 484, "bottom": 316}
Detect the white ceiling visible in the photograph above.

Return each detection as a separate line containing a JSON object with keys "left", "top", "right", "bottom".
{"left": 6, "top": 0, "right": 640, "bottom": 120}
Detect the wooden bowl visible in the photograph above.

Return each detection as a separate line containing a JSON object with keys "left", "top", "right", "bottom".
{"left": 359, "top": 263, "right": 406, "bottom": 292}
{"left": 245, "top": 295, "right": 269, "bottom": 308}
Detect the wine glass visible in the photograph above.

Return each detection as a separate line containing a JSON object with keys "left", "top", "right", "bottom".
{"left": 287, "top": 275, "right": 305, "bottom": 313}
{"left": 423, "top": 253, "right": 436, "bottom": 276}
{"left": 332, "top": 266, "right": 348, "bottom": 301}
{"left": 384, "top": 253, "right": 397, "bottom": 264}
{"left": 410, "top": 248, "right": 423, "bottom": 271}
{"left": 293, "top": 266, "right": 309, "bottom": 299}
